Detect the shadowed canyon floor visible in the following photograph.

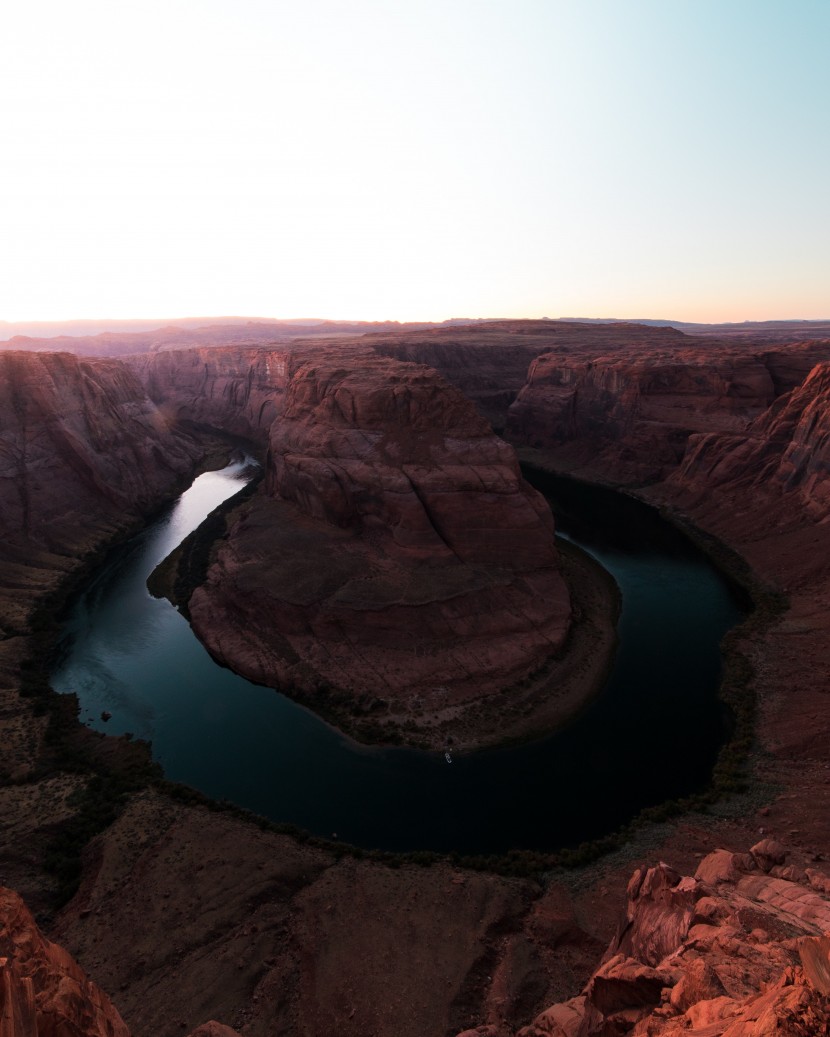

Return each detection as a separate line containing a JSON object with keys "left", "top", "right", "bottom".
{"left": 2, "top": 321, "right": 830, "bottom": 1036}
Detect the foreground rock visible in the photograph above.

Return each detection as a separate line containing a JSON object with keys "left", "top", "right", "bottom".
{"left": 0, "top": 883, "right": 130, "bottom": 1037}
{"left": 51, "top": 790, "right": 603, "bottom": 1037}
{"left": 459, "top": 842, "right": 830, "bottom": 1036}
{"left": 0, "top": 882, "right": 243, "bottom": 1037}
{"left": 182, "top": 348, "right": 576, "bottom": 747}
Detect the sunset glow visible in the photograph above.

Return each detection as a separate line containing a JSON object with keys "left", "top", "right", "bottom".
{"left": 1, "top": 0, "right": 828, "bottom": 324}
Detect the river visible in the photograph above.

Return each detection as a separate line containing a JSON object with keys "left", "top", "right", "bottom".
{"left": 51, "top": 458, "right": 744, "bottom": 855}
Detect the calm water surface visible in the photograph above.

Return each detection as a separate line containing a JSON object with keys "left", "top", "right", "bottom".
{"left": 52, "top": 460, "right": 744, "bottom": 854}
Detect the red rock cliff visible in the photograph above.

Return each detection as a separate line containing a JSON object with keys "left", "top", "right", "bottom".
{"left": 668, "top": 358, "right": 830, "bottom": 520}
{"left": 507, "top": 351, "right": 778, "bottom": 485}
{"left": 267, "top": 351, "right": 558, "bottom": 567}
{"left": 128, "top": 346, "right": 297, "bottom": 443}
{"left": 0, "top": 351, "right": 200, "bottom": 633}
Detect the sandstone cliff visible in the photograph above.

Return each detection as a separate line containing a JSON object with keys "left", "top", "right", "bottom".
{"left": 504, "top": 335, "right": 830, "bottom": 487}
{"left": 668, "top": 358, "right": 830, "bottom": 520}
{"left": 182, "top": 347, "right": 575, "bottom": 746}
{"left": 0, "top": 882, "right": 244, "bottom": 1037}
{"left": 507, "top": 352, "right": 779, "bottom": 485}
{"left": 0, "top": 350, "right": 200, "bottom": 635}
{"left": 129, "top": 346, "right": 295, "bottom": 443}
{"left": 368, "top": 320, "right": 695, "bottom": 431}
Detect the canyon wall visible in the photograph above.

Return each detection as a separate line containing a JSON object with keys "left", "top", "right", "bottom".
{"left": 368, "top": 321, "right": 695, "bottom": 430}
{"left": 507, "top": 352, "right": 777, "bottom": 484}
{"left": 129, "top": 346, "right": 296, "bottom": 442}
{"left": 668, "top": 359, "right": 830, "bottom": 521}
{"left": 505, "top": 339, "right": 830, "bottom": 487}
{"left": 0, "top": 351, "right": 200, "bottom": 635}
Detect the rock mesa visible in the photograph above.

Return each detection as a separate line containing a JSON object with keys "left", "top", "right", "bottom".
{"left": 185, "top": 349, "right": 572, "bottom": 740}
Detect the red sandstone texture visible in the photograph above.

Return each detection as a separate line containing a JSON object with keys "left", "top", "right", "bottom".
{"left": 0, "top": 882, "right": 241, "bottom": 1037}
{"left": 668, "top": 358, "right": 830, "bottom": 518}
{"left": 506, "top": 338, "right": 830, "bottom": 485}
{"left": 0, "top": 350, "right": 200, "bottom": 635}
{"left": 458, "top": 843, "right": 830, "bottom": 1036}
{"left": 184, "top": 348, "right": 572, "bottom": 734}
{"left": 0, "top": 883, "right": 130, "bottom": 1037}
{"left": 129, "top": 346, "right": 295, "bottom": 443}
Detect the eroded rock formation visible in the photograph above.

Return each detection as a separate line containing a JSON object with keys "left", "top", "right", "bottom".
{"left": 507, "top": 352, "right": 779, "bottom": 485}
{"left": 183, "top": 348, "right": 574, "bottom": 745}
{"left": 459, "top": 842, "right": 830, "bottom": 1036}
{"left": 0, "top": 883, "right": 130, "bottom": 1037}
{"left": 0, "top": 351, "right": 200, "bottom": 634}
{"left": 130, "top": 346, "right": 294, "bottom": 443}
{"left": 668, "top": 358, "right": 830, "bottom": 520}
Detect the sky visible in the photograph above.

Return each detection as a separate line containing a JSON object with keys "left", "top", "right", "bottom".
{"left": 1, "top": 0, "right": 828, "bottom": 324}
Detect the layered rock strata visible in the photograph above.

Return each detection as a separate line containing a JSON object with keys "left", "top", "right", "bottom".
{"left": 460, "top": 842, "right": 830, "bottom": 1036}
{"left": 0, "top": 351, "right": 200, "bottom": 634}
{"left": 0, "top": 882, "right": 243, "bottom": 1037}
{"left": 507, "top": 352, "right": 780, "bottom": 485}
{"left": 130, "top": 346, "right": 294, "bottom": 443}
{"left": 0, "top": 883, "right": 131, "bottom": 1037}
{"left": 183, "top": 349, "right": 574, "bottom": 744}
{"left": 668, "top": 359, "right": 830, "bottom": 520}
{"left": 505, "top": 336, "right": 830, "bottom": 485}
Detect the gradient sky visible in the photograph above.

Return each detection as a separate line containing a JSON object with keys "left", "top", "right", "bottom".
{"left": 1, "top": 0, "right": 828, "bottom": 323}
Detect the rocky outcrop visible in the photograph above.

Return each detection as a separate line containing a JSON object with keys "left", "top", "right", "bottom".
{"left": 0, "top": 351, "right": 200, "bottom": 634}
{"left": 0, "top": 882, "right": 247, "bottom": 1037}
{"left": 460, "top": 843, "right": 830, "bottom": 1036}
{"left": 668, "top": 360, "right": 830, "bottom": 520}
{"left": 183, "top": 348, "right": 573, "bottom": 745}
{"left": 0, "top": 883, "right": 130, "bottom": 1037}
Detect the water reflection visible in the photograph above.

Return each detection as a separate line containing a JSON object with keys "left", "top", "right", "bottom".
{"left": 53, "top": 461, "right": 744, "bottom": 854}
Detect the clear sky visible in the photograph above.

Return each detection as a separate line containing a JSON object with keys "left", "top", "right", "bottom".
{"left": 1, "top": 0, "right": 828, "bottom": 323}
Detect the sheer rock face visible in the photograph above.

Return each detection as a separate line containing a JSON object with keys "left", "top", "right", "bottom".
{"left": 187, "top": 349, "right": 571, "bottom": 716}
{"left": 0, "top": 884, "right": 131, "bottom": 1037}
{"left": 0, "top": 351, "right": 199, "bottom": 633}
{"left": 0, "top": 351, "right": 198, "bottom": 550}
{"left": 507, "top": 352, "right": 778, "bottom": 485}
{"left": 668, "top": 360, "right": 830, "bottom": 520}
{"left": 459, "top": 845, "right": 830, "bottom": 1037}
{"left": 130, "top": 346, "right": 295, "bottom": 443}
